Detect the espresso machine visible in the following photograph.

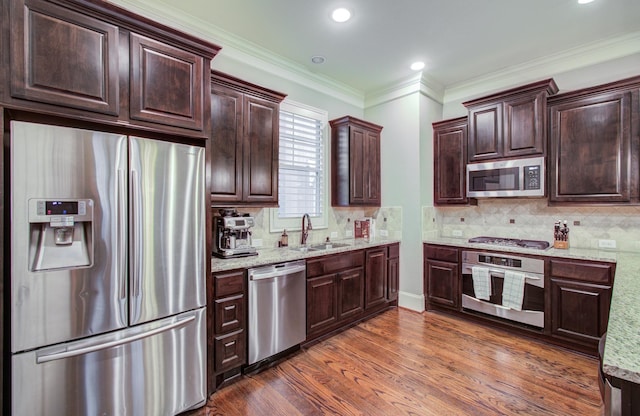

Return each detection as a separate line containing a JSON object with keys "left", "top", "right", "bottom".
{"left": 213, "top": 209, "right": 258, "bottom": 258}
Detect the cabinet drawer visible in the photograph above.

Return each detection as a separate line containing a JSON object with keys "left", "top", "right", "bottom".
{"left": 214, "top": 329, "right": 246, "bottom": 373}
{"left": 214, "top": 295, "right": 245, "bottom": 334}
{"left": 214, "top": 269, "right": 245, "bottom": 298}
{"left": 388, "top": 243, "right": 400, "bottom": 258}
{"left": 549, "top": 260, "right": 614, "bottom": 284}
{"left": 307, "top": 250, "right": 364, "bottom": 277}
{"left": 425, "top": 244, "right": 458, "bottom": 263}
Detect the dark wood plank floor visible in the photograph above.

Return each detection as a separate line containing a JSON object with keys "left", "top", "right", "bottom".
{"left": 189, "top": 308, "right": 603, "bottom": 416}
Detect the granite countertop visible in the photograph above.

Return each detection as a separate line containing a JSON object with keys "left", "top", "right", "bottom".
{"left": 211, "top": 238, "right": 401, "bottom": 272}
{"left": 424, "top": 237, "right": 640, "bottom": 385}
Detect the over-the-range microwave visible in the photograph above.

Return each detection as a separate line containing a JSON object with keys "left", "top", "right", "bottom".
{"left": 467, "top": 156, "right": 545, "bottom": 198}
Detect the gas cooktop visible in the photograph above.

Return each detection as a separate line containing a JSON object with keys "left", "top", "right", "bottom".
{"left": 468, "top": 236, "right": 550, "bottom": 250}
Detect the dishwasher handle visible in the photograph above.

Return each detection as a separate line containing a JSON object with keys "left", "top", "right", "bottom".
{"left": 248, "top": 262, "right": 306, "bottom": 281}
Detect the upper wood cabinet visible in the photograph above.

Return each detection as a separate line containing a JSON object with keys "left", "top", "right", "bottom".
{"left": 330, "top": 116, "right": 383, "bottom": 207}
{"left": 548, "top": 76, "right": 640, "bottom": 205}
{"left": 6, "top": 0, "right": 219, "bottom": 138}
{"left": 464, "top": 79, "right": 558, "bottom": 162}
{"left": 210, "top": 71, "right": 286, "bottom": 206}
{"left": 433, "top": 116, "right": 475, "bottom": 205}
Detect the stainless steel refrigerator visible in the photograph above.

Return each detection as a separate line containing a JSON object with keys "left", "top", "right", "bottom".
{"left": 9, "top": 121, "right": 207, "bottom": 415}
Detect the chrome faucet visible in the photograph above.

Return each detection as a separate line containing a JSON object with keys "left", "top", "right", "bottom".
{"left": 301, "top": 213, "right": 313, "bottom": 245}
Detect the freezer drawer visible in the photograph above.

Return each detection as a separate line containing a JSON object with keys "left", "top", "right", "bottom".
{"left": 12, "top": 308, "right": 207, "bottom": 416}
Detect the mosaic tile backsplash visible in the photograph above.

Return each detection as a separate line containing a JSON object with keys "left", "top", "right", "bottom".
{"left": 424, "top": 199, "right": 640, "bottom": 253}
{"left": 216, "top": 206, "right": 403, "bottom": 249}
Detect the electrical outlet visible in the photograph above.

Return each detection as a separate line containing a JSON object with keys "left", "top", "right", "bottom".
{"left": 379, "top": 229, "right": 389, "bottom": 237}
{"left": 598, "top": 239, "right": 616, "bottom": 249}
{"left": 452, "top": 230, "right": 463, "bottom": 237}
{"left": 253, "top": 239, "right": 263, "bottom": 247}
{"left": 345, "top": 230, "right": 353, "bottom": 237}
{"left": 330, "top": 231, "right": 338, "bottom": 239}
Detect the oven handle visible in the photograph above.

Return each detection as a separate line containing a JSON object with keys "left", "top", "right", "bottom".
{"left": 463, "top": 265, "right": 541, "bottom": 280}
{"left": 486, "top": 269, "right": 541, "bottom": 280}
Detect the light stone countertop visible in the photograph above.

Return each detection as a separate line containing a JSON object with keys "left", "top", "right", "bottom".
{"left": 424, "top": 237, "right": 639, "bottom": 384}
{"left": 211, "top": 238, "right": 401, "bottom": 273}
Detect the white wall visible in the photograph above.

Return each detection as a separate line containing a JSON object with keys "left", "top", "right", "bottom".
{"left": 365, "top": 93, "right": 425, "bottom": 311}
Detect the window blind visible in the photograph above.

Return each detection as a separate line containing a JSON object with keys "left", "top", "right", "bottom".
{"left": 278, "top": 110, "right": 324, "bottom": 218}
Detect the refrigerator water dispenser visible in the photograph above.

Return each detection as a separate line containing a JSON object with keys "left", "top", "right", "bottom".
{"left": 28, "top": 199, "right": 94, "bottom": 271}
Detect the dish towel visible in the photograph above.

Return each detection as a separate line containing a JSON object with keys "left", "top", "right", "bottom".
{"left": 471, "top": 266, "right": 491, "bottom": 301}
{"left": 502, "top": 270, "right": 526, "bottom": 311}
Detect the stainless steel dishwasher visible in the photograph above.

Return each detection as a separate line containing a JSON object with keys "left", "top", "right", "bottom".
{"left": 248, "top": 260, "right": 306, "bottom": 365}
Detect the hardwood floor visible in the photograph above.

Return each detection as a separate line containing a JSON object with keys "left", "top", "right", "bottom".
{"left": 189, "top": 308, "right": 603, "bottom": 416}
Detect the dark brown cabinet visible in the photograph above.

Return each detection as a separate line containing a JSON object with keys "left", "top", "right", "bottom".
{"left": 365, "top": 247, "right": 387, "bottom": 311}
{"left": 387, "top": 243, "right": 400, "bottom": 303}
{"left": 433, "top": 117, "right": 475, "bottom": 205}
{"left": 549, "top": 259, "right": 614, "bottom": 352}
{"left": 548, "top": 76, "right": 640, "bottom": 204}
{"left": 7, "top": 0, "right": 218, "bottom": 137}
{"left": 210, "top": 71, "right": 286, "bottom": 206}
{"left": 424, "top": 244, "right": 460, "bottom": 310}
{"left": 306, "top": 250, "right": 364, "bottom": 340}
{"left": 464, "top": 79, "right": 558, "bottom": 162}
{"left": 330, "top": 116, "right": 383, "bottom": 206}
{"left": 208, "top": 269, "right": 246, "bottom": 392}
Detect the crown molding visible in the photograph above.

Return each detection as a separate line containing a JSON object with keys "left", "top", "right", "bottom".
{"left": 364, "top": 72, "right": 445, "bottom": 109}
{"left": 107, "top": 0, "right": 365, "bottom": 107}
{"left": 443, "top": 31, "right": 640, "bottom": 105}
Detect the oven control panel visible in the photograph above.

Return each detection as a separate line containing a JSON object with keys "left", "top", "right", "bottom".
{"left": 478, "top": 254, "right": 522, "bottom": 268}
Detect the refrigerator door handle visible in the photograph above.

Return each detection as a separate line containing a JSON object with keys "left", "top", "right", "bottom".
{"left": 36, "top": 314, "right": 196, "bottom": 364}
{"left": 130, "top": 168, "right": 142, "bottom": 299}
{"left": 116, "top": 169, "right": 127, "bottom": 301}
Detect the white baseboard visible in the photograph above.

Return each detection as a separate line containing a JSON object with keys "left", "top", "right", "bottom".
{"left": 398, "top": 291, "right": 425, "bottom": 312}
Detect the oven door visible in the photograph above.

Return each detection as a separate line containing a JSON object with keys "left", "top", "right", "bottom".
{"left": 461, "top": 264, "right": 545, "bottom": 328}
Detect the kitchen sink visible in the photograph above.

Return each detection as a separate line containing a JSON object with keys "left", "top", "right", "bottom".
{"left": 290, "top": 242, "right": 351, "bottom": 252}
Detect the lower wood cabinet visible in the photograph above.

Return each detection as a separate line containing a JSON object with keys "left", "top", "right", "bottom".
{"left": 549, "top": 259, "right": 614, "bottom": 351}
{"left": 306, "top": 244, "right": 398, "bottom": 343}
{"left": 208, "top": 269, "right": 246, "bottom": 393}
{"left": 387, "top": 243, "right": 400, "bottom": 302}
{"left": 424, "top": 244, "right": 460, "bottom": 310}
{"left": 365, "top": 247, "right": 387, "bottom": 311}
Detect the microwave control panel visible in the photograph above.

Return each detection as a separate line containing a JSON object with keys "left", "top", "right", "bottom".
{"left": 523, "top": 165, "right": 541, "bottom": 190}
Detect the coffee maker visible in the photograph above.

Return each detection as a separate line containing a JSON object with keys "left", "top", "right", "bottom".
{"left": 213, "top": 209, "right": 258, "bottom": 258}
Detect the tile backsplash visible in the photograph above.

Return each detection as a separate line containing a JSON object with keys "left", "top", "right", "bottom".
{"left": 424, "top": 199, "right": 640, "bottom": 253}
{"left": 216, "top": 206, "right": 403, "bottom": 249}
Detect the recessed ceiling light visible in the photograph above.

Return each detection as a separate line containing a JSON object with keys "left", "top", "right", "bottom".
{"left": 578, "top": 0, "right": 594, "bottom": 3}
{"left": 410, "top": 61, "right": 425, "bottom": 71}
{"left": 311, "top": 55, "right": 326, "bottom": 64}
{"left": 331, "top": 8, "right": 352, "bottom": 23}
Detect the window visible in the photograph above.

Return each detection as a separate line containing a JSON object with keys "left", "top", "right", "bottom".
{"left": 270, "top": 100, "right": 328, "bottom": 232}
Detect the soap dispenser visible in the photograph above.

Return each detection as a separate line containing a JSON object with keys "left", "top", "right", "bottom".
{"left": 279, "top": 229, "right": 289, "bottom": 247}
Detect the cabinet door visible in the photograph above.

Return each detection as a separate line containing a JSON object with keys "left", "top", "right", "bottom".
{"left": 363, "top": 129, "right": 381, "bottom": 205}
{"left": 349, "top": 126, "right": 367, "bottom": 204}
{"left": 10, "top": 0, "right": 119, "bottom": 115}
{"left": 365, "top": 248, "right": 387, "bottom": 310}
{"left": 387, "top": 255, "right": 399, "bottom": 302}
{"left": 129, "top": 33, "right": 204, "bottom": 131}
{"left": 468, "top": 102, "right": 502, "bottom": 162}
{"left": 433, "top": 118, "right": 469, "bottom": 205}
{"left": 549, "top": 90, "right": 632, "bottom": 203}
{"left": 214, "top": 295, "right": 245, "bottom": 334}
{"left": 210, "top": 84, "right": 243, "bottom": 202}
{"left": 306, "top": 274, "right": 338, "bottom": 336}
{"left": 425, "top": 259, "right": 459, "bottom": 310}
{"left": 214, "top": 330, "right": 245, "bottom": 373}
{"left": 243, "top": 95, "right": 279, "bottom": 204}
{"left": 550, "top": 279, "right": 611, "bottom": 347}
{"left": 503, "top": 91, "right": 546, "bottom": 157}
{"left": 337, "top": 267, "right": 364, "bottom": 321}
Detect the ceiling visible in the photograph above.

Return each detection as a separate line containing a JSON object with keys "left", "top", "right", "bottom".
{"left": 120, "top": 0, "right": 640, "bottom": 95}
